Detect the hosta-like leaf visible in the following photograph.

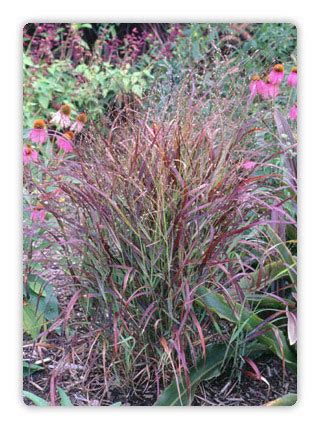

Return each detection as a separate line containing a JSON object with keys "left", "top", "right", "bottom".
{"left": 155, "top": 343, "right": 229, "bottom": 406}
{"left": 239, "top": 260, "right": 290, "bottom": 292}
{"left": 23, "top": 302, "right": 46, "bottom": 339}
{"left": 27, "top": 275, "right": 59, "bottom": 323}
{"left": 28, "top": 280, "right": 47, "bottom": 297}
{"left": 196, "top": 287, "right": 296, "bottom": 370}
{"left": 265, "top": 393, "right": 297, "bottom": 406}
{"left": 245, "top": 294, "right": 294, "bottom": 310}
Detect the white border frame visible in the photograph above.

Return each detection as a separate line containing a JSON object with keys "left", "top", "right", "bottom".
{"left": 2, "top": 1, "right": 319, "bottom": 427}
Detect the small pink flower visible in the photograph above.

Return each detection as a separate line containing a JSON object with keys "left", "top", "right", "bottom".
{"left": 57, "top": 131, "right": 74, "bottom": 153}
{"left": 249, "top": 75, "right": 265, "bottom": 97}
{"left": 242, "top": 160, "right": 257, "bottom": 170}
{"left": 28, "top": 119, "right": 47, "bottom": 144}
{"left": 260, "top": 79, "right": 279, "bottom": 99}
{"left": 268, "top": 64, "right": 285, "bottom": 85}
{"left": 258, "top": 81, "right": 269, "bottom": 99}
{"left": 31, "top": 203, "right": 46, "bottom": 222}
{"left": 23, "top": 145, "right": 38, "bottom": 165}
{"left": 289, "top": 104, "right": 297, "bottom": 121}
{"left": 257, "top": 80, "right": 268, "bottom": 96}
{"left": 50, "top": 104, "right": 71, "bottom": 128}
{"left": 71, "top": 112, "right": 87, "bottom": 133}
{"left": 266, "top": 83, "right": 280, "bottom": 99}
{"left": 287, "top": 67, "right": 297, "bottom": 87}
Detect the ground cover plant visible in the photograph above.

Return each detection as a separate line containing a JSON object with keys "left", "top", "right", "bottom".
{"left": 23, "top": 23, "right": 297, "bottom": 406}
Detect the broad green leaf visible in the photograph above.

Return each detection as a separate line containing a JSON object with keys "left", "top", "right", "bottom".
{"left": 28, "top": 280, "right": 47, "bottom": 297}
{"left": 264, "top": 225, "right": 297, "bottom": 284}
{"left": 23, "top": 390, "right": 49, "bottom": 406}
{"left": 239, "top": 260, "right": 290, "bottom": 292}
{"left": 57, "top": 387, "right": 73, "bottom": 406}
{"left": 23, "top": 361, "right": 43, "bottom": 377}
{"left": 265, "top": 393, "right": 297, "bottom": 406}
{"left": 155, "top": 343, "right": 229, "bottom": 406}
{"left": 245, "top": 294, "right": 294, "bottom": 310}
{"left": 27, "top": 275, "right": 59, "bottom": 323}
{"left": 23, "top": 54, "right": 34, "bottom": 67}
{"left": 132, "top": 84, "right": 143, "bottom": 98}
{"left": 28, "top": 290, "right": 59, "bottom": 323}
{"left": 196, "top": 287, "right": 296, "bottom": 371}
{"left": 23, "top": 302, "right": 45, "bottom": 339}
{"left": 38, "top": 95, "right": 50, "bottom": 109}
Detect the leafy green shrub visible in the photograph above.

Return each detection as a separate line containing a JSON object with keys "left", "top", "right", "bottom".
{"left": 23, "top": 55, "right": 154, "bottom": 127}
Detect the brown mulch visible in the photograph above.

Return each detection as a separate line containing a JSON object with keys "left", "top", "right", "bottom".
{"left": 23, "top": 348, "right": 296, "bottom": 406}
{"left": 193, "top": 356, "right": 296, "bottom": 406}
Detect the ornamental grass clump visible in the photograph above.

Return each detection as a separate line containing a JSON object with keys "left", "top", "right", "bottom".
{"left": 24, "top": 76, "right": 296, "bottom": 400}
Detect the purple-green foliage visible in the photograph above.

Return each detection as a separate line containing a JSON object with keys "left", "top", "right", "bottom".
{"left": 24, "top": 80, "right": 296, "bottom": 390}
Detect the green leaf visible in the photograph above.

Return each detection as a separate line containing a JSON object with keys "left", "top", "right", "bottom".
{"left": 109, "top": 401, "right": 122, "bottom": 407}
{"left": 23, "top": 361, "right": 43, "bottom": 377}
{"left": 245, "top": 294, "right": 295, "bottom": 310}
{"left": 264, "top": 225, "right": 297, "bottom": 284}
{"left": 239, "top": 260, "right": 290, "bottom": 291}
{"left": 155, "top": 343, "right": 229, "bottom": 406}
{"left": 265, "top": 393, "right": 297, "bottom": 406}
{"left": 38, "top": 94, "right": 50, "bottom": 109}
{"left": 27, "top": 275, "right": 59, "bottom": 323}
{"left": 132, "top": 84, "right": 143, "bottom": 98}
{"left": 57, "top": 387, "right": 73, "bottom": 406}
{"left": 75, "top": 23, "right": 92, "bottom": 30}
{"left": 23, "top": 390, "right": 49, "bottom": 406}
{"left": 28, "top": 280, "right": 47, "bottom": 297}
{"left": 28, "top": 290, "right": 59, "bottom": 324}
{"left": 23, "top": 54, "right": 34, "bottom": 67}
{"left": 195, "top": 287, "right": 296, "bottom": 371}
{"left": 23, "top": 302, "right": 45, "bottom": 339}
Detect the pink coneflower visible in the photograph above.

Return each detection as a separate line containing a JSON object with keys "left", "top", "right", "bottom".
{"left": 23, "top": 144, "right": 38, "bottom": 165}
{"left": 57, "top": 131, "right": 74, "bottom": 153}
{"left": 268, "top": 64, "right": 285, "bottom": 85}
{"left": 31, "top": 203, "right": 46, "bottom": 222}
{"left": 249, "top": 75, "right": 266, "bottom": 97}
{"left": 287, "top": 66, "right": 297, "bottom": 87}
{"left": 289, "top": 104, "right": 297, "bottom": 121}
{"left": 28, "top": 119, "right": 48, "bottom": 144}
{"left": 50, "top": 104, "right": 71, "bottom": 128}
{"left": 260, "top": 78, "right": 279, "bottom": 99}
{"left": 70, "top": 112, "right": 87, "bottom": 133}
{"left": 242, "top": 160, "right": 257, "bottom": 170}
{"left": 266, "top": 82, "right": 280, "bottom": 99}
